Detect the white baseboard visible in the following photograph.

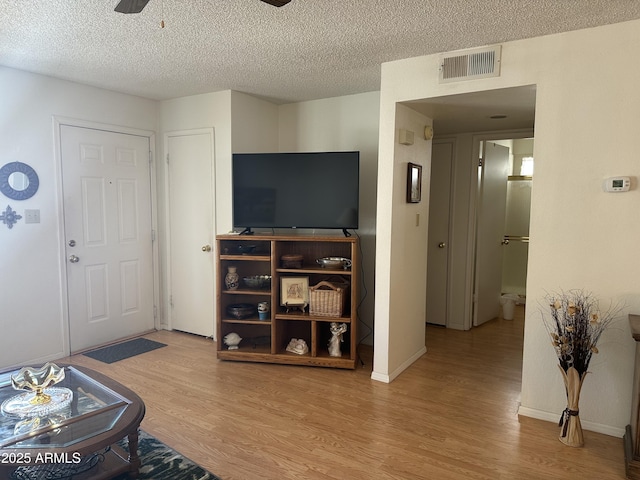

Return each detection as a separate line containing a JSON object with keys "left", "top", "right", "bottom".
{"left": 370, "top": 371, "right": 391, "bottom": 383}
{"left": 517, "top": 405, "right": 626, "bottom": 438}
{"left": 371, "top": 346, "right": 427, "bottom": 383}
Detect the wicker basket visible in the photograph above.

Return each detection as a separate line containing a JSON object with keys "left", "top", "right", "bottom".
{"left": 309, "top": 281, "right": 348, "bottom": 317}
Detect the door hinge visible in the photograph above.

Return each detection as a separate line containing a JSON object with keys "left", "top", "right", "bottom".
{"left": 148, "top": 151, "right": 153, "bottom": 164}
{"left": 153, "top": 305, "right": 157, "bottom": 319}
{"left": 478, "top": 157, "right": 483, "bottom": 167}
{"left": 166, "top": 153, "right": 170, "bottom": 164}
{"left": 169, "top": 295, "right": 173, "bottom": 307}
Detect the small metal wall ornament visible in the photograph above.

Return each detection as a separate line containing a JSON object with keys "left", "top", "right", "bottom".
{"left": 0, "top": 205, "right": 22, "bottom": 229}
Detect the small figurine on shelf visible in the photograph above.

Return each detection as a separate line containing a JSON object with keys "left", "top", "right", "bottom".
{"left": 286, "top": 338, "right": 309, "bottom": 355}
{"left": 223, "top": 332, "right": 242, "bottom": 350}
{"left": 328, "top": 322, "right": 348, "bottom": 357}
{"left": 258, "top": 301, "right": 270, "bottom": 320}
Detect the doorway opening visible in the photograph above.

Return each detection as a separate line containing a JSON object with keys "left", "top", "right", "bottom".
{"left": 473, "top": 137, "right": 533, "bottom": 327}
{"left": 406, "top": 84, "right": 537, "bottom": 331}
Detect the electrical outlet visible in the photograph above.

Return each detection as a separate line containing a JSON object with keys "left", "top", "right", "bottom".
{"left": 24, "top": 209, "right": 40, "bottom": 224}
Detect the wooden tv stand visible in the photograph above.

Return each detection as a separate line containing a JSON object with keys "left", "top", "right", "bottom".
{"left": 216, "top": 234, "right": 358, "bottom": 369}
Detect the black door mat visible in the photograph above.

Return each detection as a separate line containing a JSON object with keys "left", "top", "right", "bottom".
{"left": 83, "top": 338, "right": 166, "bottom": 364}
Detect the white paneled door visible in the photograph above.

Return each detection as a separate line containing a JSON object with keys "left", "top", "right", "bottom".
{"left": 166, "top": 129, "right": 215, "bottom": 338}
{"left": 426, "top": 140, "right": 454, "bottom": 326}
{"left": 473, "top": 141, "right": 509, "bottom": 326}
{"left": 60, "top": 125, "right": 155, "bottom": 352}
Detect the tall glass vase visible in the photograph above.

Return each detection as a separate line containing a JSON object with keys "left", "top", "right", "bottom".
{"left": 558, "top": 365, "right": 587, "bottom": 447}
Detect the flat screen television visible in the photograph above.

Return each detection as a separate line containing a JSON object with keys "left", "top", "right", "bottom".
{"left": 232, "top": 151, "right": 359, "bottom": 234}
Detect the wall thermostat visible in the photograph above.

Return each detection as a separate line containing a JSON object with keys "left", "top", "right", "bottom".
{"left": 602, "top": 176, "right": 631, "bottom": 192}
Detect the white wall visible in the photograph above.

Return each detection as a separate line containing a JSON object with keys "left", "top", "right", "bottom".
{"left": 0, "top": 66, "right": 158, "bottom": 369}
{"left": 278, "top": 92, "right": 380, "bottom": 343}
{"left": 231, "top": 91, "right": 279, "bottom": 155}
{"left": 375, "top": 20, "right": 640, "bottom": 435}
{"left": 372, "top": 103, "right": 432, "bottom": 381}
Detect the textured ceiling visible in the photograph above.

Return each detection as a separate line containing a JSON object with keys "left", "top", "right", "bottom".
{"left": 2, "top": 1, "right": 640, "bottom": 105}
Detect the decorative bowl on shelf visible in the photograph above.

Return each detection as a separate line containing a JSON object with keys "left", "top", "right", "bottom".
{"left": 281, "top": 254, "right": 303, "bottom": 268}
{"left": 316, "top": 257, "right": 352, "bottom": 270}
{"left": 226, "top": 303, "right": 257, "bottom": 319}
{"left": 236, "top": 244, "right": 257, "bottom": 254}
{"left": 242, "top": 275, "right": 271, "bottom": 289}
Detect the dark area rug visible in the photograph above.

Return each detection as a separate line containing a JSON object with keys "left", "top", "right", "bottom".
{"left": 9, "top": 430, "right": 221, "bottom": 480}
{"left": 83, "top": 338, "right": 166, "bottom": 364}
{"left": 114, "top": 430, "right": 221, "bottom": 480}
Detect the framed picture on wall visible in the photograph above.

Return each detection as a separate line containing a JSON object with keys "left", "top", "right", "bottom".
{"left": 407, "top": 162, "right": 422, "bottom": 203}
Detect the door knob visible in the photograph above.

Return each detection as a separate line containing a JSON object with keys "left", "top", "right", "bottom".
{"left": 438, "top": 242, "right": 446, "bottom": 248}
{"left": 202, "top": 245, "right": 212, "bottom": 252}
{"left": 68, "top": 239, "right": 76, "bottom": 247}
{"left": 69, "top": 255, "right": 80, "bottom": 263}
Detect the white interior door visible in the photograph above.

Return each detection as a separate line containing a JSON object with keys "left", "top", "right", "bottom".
{"left": 502, "top": 177, "right": 532, "bottom": 295}
{"left": 426, "top": 140, "right": 454, "bottom": 326}
{"left": 61, "top": 125, "right": 155, "bottom": 352}
{"left": 473, "top": 141, "right": 509, "bottom": 326}
{"left": 166, "top": 129, "right": 215, "bottom": 337}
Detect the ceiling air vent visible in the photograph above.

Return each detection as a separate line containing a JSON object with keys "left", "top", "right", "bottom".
{"left": 439, "top": 45, "right": 501, "bottom": 83}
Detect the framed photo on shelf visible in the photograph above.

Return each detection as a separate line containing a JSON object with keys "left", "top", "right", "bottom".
{"left": 407, "top": 162, "right": 422, "bottom": 203}
{"left": 280, "top": 276, "right": 309, "bottom": 306}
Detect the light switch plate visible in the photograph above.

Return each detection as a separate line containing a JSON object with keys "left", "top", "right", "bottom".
{"left": 24, "top": 209, "right": 40, "bottom": 224}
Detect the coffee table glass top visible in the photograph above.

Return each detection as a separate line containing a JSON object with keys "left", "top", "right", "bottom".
{"left": 0, "top": 366, "right": 130, "bottom": 449}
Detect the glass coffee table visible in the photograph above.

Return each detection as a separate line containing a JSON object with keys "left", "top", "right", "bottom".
{"left": 0, "top": 364, "right": 145, "bottom": 480}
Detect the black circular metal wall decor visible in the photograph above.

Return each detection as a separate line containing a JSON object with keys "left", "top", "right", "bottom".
{"left": 0, "top": 162, "right": 39, "bottom": 200}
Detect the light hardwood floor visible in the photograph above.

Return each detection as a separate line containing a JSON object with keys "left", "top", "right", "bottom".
{"left": 57, "top": 307, "right": 626, "bottom": 479}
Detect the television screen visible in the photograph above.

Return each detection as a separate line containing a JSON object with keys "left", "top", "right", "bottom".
{"left": 232, "top": 151, "right": 359, "bottom": 231}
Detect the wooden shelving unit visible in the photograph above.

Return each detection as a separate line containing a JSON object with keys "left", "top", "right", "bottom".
{"left": 216, "top": 234, "right": 358, "bottom": 369}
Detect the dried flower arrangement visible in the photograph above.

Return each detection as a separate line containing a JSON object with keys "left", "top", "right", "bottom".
{"left": 541, "top": 289, "right": 622, "bottom": 446}
{"left": 543, "top": 290, "right": 620, "bottom": 375}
